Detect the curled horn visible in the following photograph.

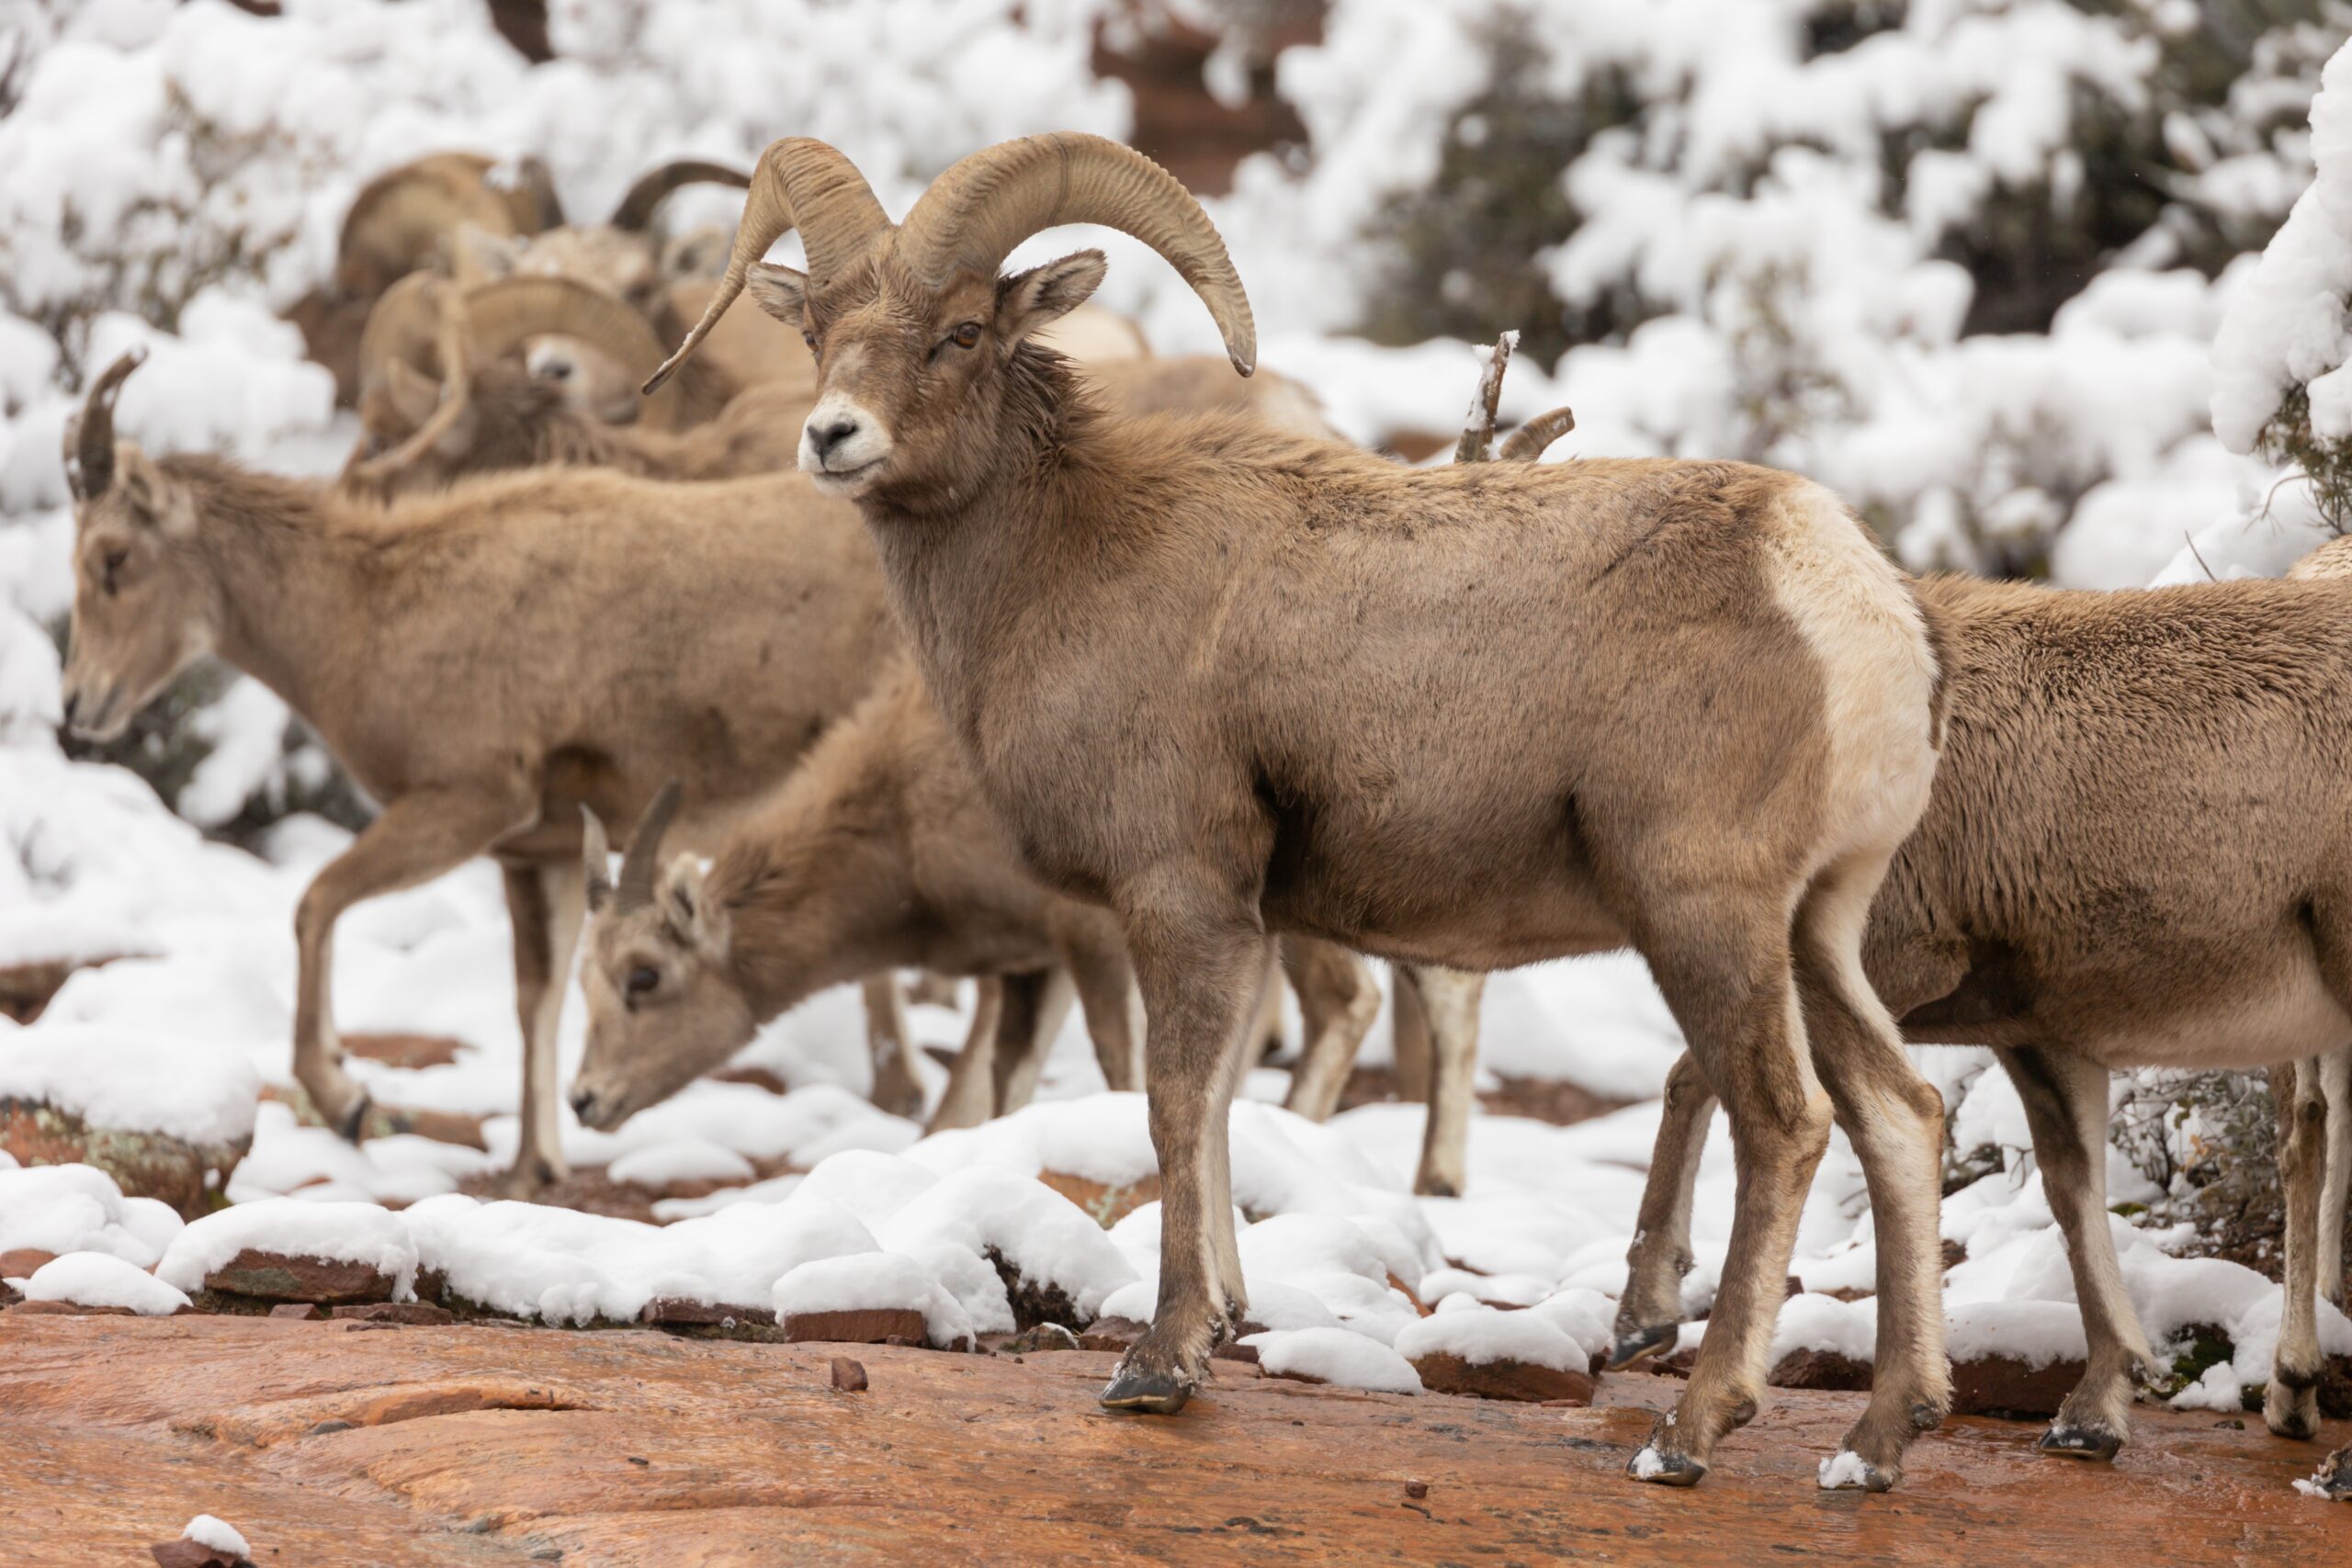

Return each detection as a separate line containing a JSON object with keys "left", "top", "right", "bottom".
{"left": 354, "top": 272, "right": 446, "bottom": 403}
{"left": 1498, "top": 406, "right": 1576, "bottom": 464}
{"left": 609, "top": 159, "right": 752, "bottom": 232}
{"left": 893, "top": 132, "right": 1254, "bottom": 376}
{"left": 642, "top": 138, "right": 891, "bottom": 394}
{"left": 64, "top": 348, "right": 147, "bottom": 502}
{"left": 616, "top": 779, "right": 683, "bottom": 910}
{"left": 347, "top": 279, "right": 475, "bottom": 482}
{"left": 461, "top": 275, "right": 685, "bottom": 429}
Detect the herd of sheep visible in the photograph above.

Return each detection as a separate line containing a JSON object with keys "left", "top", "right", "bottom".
{"left": 50, "top": 129, "right": 2352, "bottom": 1502}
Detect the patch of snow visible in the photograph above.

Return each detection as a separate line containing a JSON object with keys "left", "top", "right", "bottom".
{"left": 1393, "top": 1304, "right": 1588, "bottom": 1371}
{"left": 155, "top": 1200, "right": 417, "bottom": 1298}
{"left": 0, "top": 1163, "right": 182, "bottom": 1266}
{"left": 21, "top": 1250, "right": 191, "bottom": 1315}
{"left": 605, "top": 1138, "right": 756, "bottom": 1190}
{"left": 771, "top": 1251, "right": 976, "bottom": 1348}
{"left": 181, "top": 1516, "right": 250, "bottom": 1557}
{"left": 1242, "top": 1326, "right": 1422, "bottom": 1394}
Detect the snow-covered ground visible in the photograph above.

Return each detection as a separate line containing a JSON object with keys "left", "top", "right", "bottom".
{"left": 3, "top": 0, "right": 2350, "bottom": 1431}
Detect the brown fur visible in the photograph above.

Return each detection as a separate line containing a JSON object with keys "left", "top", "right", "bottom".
{"left": 713, "top": 229, "right": 1944, "bottom": 1486}
{"left": 1619, "top": 568, "right": 2352, "bottom": 1462}
{"left": 61, "top": 450, "right": 895, "bottom": 1190}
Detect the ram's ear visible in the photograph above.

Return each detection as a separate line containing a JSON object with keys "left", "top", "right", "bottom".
{"left": 119, "top": 448, "right": 195, "bottom": 536}
{"left": 660, "top": 855, "right": 729, "bottom": 957}
{"left": 997, "top": 250, "right": 1107, "bottom": 345}
{"left": 747, "top": 263, "right": 808, "bottom": 331}
{"left": 582, "top": 807, "right": 616, "bottom": 912}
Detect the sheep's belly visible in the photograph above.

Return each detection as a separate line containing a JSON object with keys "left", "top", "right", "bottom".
{"left": 2069, "top": 962, "right": 2352, "bottom": 1072}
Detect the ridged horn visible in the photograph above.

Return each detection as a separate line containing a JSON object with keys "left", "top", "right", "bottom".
{"left": 609, "top": 159, "right": 752, "bottom": 231}
{"left": 616, "top": 779, "right": 683, "bottom": 910}
{"left": 1498, "top": 406, "right": 1576, "bottom": 464}
{"left": 642, "top": 138, "right": 891, "bottom": 394}
{"left": 461, "top": 275, "right": 684, "bottom": 428}
{"left": 355, "top": 272, "right": 447, "bottom": 400}
{"left": 347, "top": 280, "right": 474, "bottom": 482}
{"left": 65, "top": 348, "right": 146, "bottom": 502}
{"left": 893, "top": 133, "right": 1254, "bottom": 376}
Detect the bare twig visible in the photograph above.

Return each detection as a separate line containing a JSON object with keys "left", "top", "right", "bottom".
{"left": 2182, "top": 530, "right": 2220, "bottom": 584}
{"left": 1454, "top": 331, "right": 1518, "bottom": 466}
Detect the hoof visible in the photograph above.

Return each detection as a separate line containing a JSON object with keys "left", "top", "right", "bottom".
{"left": 1414, "top": 1175, "right": 1462, "bottom": 1199}
{"left": 2305, "top": 1461, "right": 2352, "bottom": 1502}
{"left": 334, "top": 1091, "right": 374, "bottom": 1143}
{"left": 1608, "top": 1322, "right": 1679, "bottom": 1371}
{"left": 1100, "top": 1365, "right": 1194, "bottom": 1415}
{"left": 1627, "top": 1446, "right": 1706, "bottom": 1487}
{"left": 2267, "top": 1410, "right": 2322, "bottom": 1442}
{"left": 2037, "top": 1424, "right": 2123, "bottom": 1461}
{"left": 1817, "top": 1450, "right": 1897, "bottom": 1492}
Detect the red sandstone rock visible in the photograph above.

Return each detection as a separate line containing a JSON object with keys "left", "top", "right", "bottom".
{"left": 1949, "top": 1354, "right": 2086, "bottom": 1420}
{"left": 640, "top": 1298, "right": 775, "bottom": 1328}
{"left": 339, "top": 1032, "right": 467, "bottom": 1070}
{"left": 332, "top": 1303, "right": 453, "bottom": 1326}
{"left": 0, "top": 1101, "right": 248, "bottom": 1219}
{"left": 267, "top": 1304, "right": 326, "bottom": 1321}
{"left": 831, "top": 1358, "right": 868, "bottom": 1392}
{"left": 1768, "top": 1348, "right": 1875, "bottom": 1393}
{"left": 11, "top": 1300, "right": 134, "bottom": 1316}
{"left": 1411, "top": 1351, "right": 1594, "bottom": 1404}
{"left": 1037, "top": 1170, "right": 1159, "bottom": 1229}
{"left": 1077, "top": 1315, "right": 1145, "bottom": 1352}
{"left": 203, "top": 1250, "right": 394, "bottom": 1305}
{"left": 0, "top": 1247, "right": 60, "bottom": 1279}
{"left": 149, "top": 1540, "right": 247, "bottom": 1568}
{"left": 781, "top": 1308, "right": 929, "bottom": 1346}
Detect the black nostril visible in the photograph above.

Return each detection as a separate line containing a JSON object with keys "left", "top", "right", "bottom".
{"left": 569, "top": 1089, "right": 593, "bottom": 1116}
{"left": 813, "top": 418, "right": 858, "bottom": 455}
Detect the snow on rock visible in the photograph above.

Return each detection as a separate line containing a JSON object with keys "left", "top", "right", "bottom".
{"left": 791, "top": 1149, "right": 941, "bottom": 1233}
{"left": 1528, "top": 1288, "right": 1614, "bottom": 1358}
{"left": 876, "top": 1167, "right": 1138, "bottom": 1325}
{"left": 156, "top": 1199, "right": 417, "bottom": 1300}
{"left": 1770, "top": 1293, "right": 1879, "bottom": 1367}
{"left": 1394, "top": 1305, "right": 1589, "bottom": 1373}
{"left": 0, "top": 1024, "right": 258, "bottom": 1147}
{"left": 0, "top": 1163, "right": 181, "bottom": 1266}
{"left": 1243, "top": 1327, "right": 1422, "bottom": 1395}
{"left": 1944, "top": 1301, "right": 2089, "bottom": 1373}
{"left": 21, "top": 1250, "right": 190, "bottom": 1315}
{"left": 772, "top": 1251, "right": 977, "bottom": 1350}
{"left": 180, "top": 1515, "right": 251, "bottom": 1558}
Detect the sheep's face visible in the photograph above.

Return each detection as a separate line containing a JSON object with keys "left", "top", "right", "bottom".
{"left": 570, "top": 859, "right": 754, "bottom": 1132}
{"left": 62, "top": 450, "right": 217, "bottom": 742}
{"left": 747, "top": 248, "right": 1108, "bottom": 507}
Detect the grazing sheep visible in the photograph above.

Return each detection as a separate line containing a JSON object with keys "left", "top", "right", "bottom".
{"left": 642, "top": 132, "right": 1948, "bottom": 1490}
{"left": 57, "top": 351, "right": 899, "bottom": 1191}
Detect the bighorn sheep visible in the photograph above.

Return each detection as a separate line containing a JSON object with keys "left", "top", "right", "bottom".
{"left": 287, "top": 152, "right": 565, "bottom": 405}
{"left": 57, "top": 351, "right": 901, "bottom": 1190}
{"left": 1610, "top": 554, "right": 2352, "bottom": 1475}
{"left": 646, "top": 132, "right": 1948, "bottom": 1490}
{"left": 565, "top": 655, "right": 1393, "bottom": 1145}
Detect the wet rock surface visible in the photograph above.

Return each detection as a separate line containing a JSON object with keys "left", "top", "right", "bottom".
{"left": 0, "top": 1314, "right": 2345, "bottom": 1564}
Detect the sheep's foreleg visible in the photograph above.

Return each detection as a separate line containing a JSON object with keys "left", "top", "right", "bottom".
{"left": 1613, "top": 1051, "right": 1719, "bottom": 1369}
{"left": 2267, "top": 1056, "right": 2329, "bottom": 1440}
{"left": 1279, "top": 939, "right": 1379, "bottom": 1122}
{"left": 1398, "top": 964, "right": 1483, "bottom": 1198}
{"left": 860, "top": 974, "right": 926, "bottom": 1119}
{"left": 496, "top": 860, "right": 583, "bottom": 1195}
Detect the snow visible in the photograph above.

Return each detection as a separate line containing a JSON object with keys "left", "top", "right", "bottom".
{"left": 0, "top": 1025, "right": 259, "bottom": 1147}
{"left": 875, "top": 1167, "right": 1138, "bottom": 1324}
{"left": 1393, "top": 1304, "right": 1589, "bottom": 1372}
{"left": 605, "top": 1138, "right": 755, "bottom": 1190}
{"left": 0, "top": 1164, "right": 183, "bottom": 1266}
{"left": 771, "top": 1251, "right": 977, "bottom": 1349}
{"left": 20, "top": 1250, "right": 190, "bottom": 1316}
{"left": 155, "top": 1200, "right": 418, "bottom": 1298}
{"left": 180, "top": 1516, "right": 250, "bottom": 1558}
{"left": 1817, "top": 1450, "right": 1875, "bottom": 1490}
{"left": 1242, "top": 1327, "right": 1423, "bottom": 1395}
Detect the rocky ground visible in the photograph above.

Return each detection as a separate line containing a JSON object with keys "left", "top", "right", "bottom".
{"left": 2, "top": 1313, "right": 2345, "bottom": 1566}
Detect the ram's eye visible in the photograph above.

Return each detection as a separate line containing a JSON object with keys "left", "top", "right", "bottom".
{"left": 626, "top": 964, "right": 660, "bottom": 999}
{"left": 101, "top": 549, "right": 127, "bottom": 594}
{"left": 802, "top": 330, "right": 820, "bottom": 354}
{"left": 949, "top": 321, "right": 982, "bottom": 350}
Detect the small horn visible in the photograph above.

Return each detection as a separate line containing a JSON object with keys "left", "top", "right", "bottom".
{"left": 642, "top": 138, "right": 891, "bottom": 394}
{"left": 582, "top": 806, "right": 616, "bottom": 911}
{"left": 65, "top": 348, "right": 147, "bottom": 502}
{"left": 355, "top": 272, "right": 448, "bottom": 403}
{"left": 894, "top": 133, "right": 1255, "bottom": 376}
{"left": 1498, "top": 406, "right": 1576, "bottom": 464}
{"left": 609, "top": 159, "right": 752, "bottom": 232}
{"left": 616, "top": 779, "right": 684, "bottom": 910}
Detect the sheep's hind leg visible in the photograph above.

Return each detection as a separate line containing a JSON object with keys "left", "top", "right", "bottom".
{"left": 2266, "top": 1056, "right": 2329, "bottom": 1440}
{"left": 1625, "top": 895, "right": 1832, "bottom": 1488}
{"left": 494, "top": 860, "right": 584, "bottom": 1197}
{"left": 861, "top": 974, "right": 926, "bottom": 1119}
{"left": 1996, "top": 1044, "right": 2150, "bottom": 1460}
{"left": 1613, "top": 1051, "right": 1718, "bottom": 1369}
{"left": 1397, "top": 964, "right": 1483, "bottom": 1198}
{"left": 1278, "top": 938, "right": 1380, "bottom": 1122}
{"left": 1101, "top": 888, "right": 1269, "bottom": 1415}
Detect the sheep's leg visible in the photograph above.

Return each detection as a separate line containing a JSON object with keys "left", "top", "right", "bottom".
{"left": 1101, "top": 896, "right": 1271, "bottom": 1416}
{"left": 1243, "top": 942, "right": 1285, "bottom": 1072}
{"left": 1279, "top": 938, "right": 1380, "bottom": 1122}
{"left": 1391, "top": 964, "right": 1434, "bottom": 1105}
{"left": 1397, "top": 964, "right": 1483, "bottom": 1198}
{"left": 2312, "top": 1442, "right": 2352, "bottom": 1501}
{"left": 861, "top": 974, "right": 926, "bottom": 1118}
{"left": 1613, "top": 1051, "right": 1720, "bottom": 1368}
{"left": 1995, "top": 1044, "right": 2150, "bottom": 1459}
{"left": 1792, "top": 852, "right": 1951, "bottom": 1491}
{"left": 2320, "top": 1050, "right": 2350, "bottom": 1311}
{"left": 991, "top": 966, "right": 1078, "bottom": 1115}
{"left": 907, "top": 970, "right": 963, "bottom": 1009}
{"left": 495, "top": 860, "right": 582, "bottom": 1196}
{"left": 2267, "top": 1056, "right": 2329, "bottom": 1440}
{"left": 297, "top": 789, "right": 527, "bottom": 1141}
{"left": 1062, "top": 925, "right": 1145, "bottom": 1093}
{"left": 925, "top": 977, "right": 1004, "bottom": 1134}
{"left": 1626, "top": 898, "right": 1832, "bottom": 1488}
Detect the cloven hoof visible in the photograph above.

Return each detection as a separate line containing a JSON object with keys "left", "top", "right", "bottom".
{"left": 1100, "top": 1366, "right": 1195, "bottom": 1415}
{"left": 1626, "top": 1446, "right": 1706, "bottom": 1487}
{"left": 2036, "top": 1424, "right": 2124, "bottom": 1461}
{"left": 1607, "top": 1323, "right": 1678, "bottom": 1371}
{"left": 334, "top": 1090, "right": 373, "bottom": 1143}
